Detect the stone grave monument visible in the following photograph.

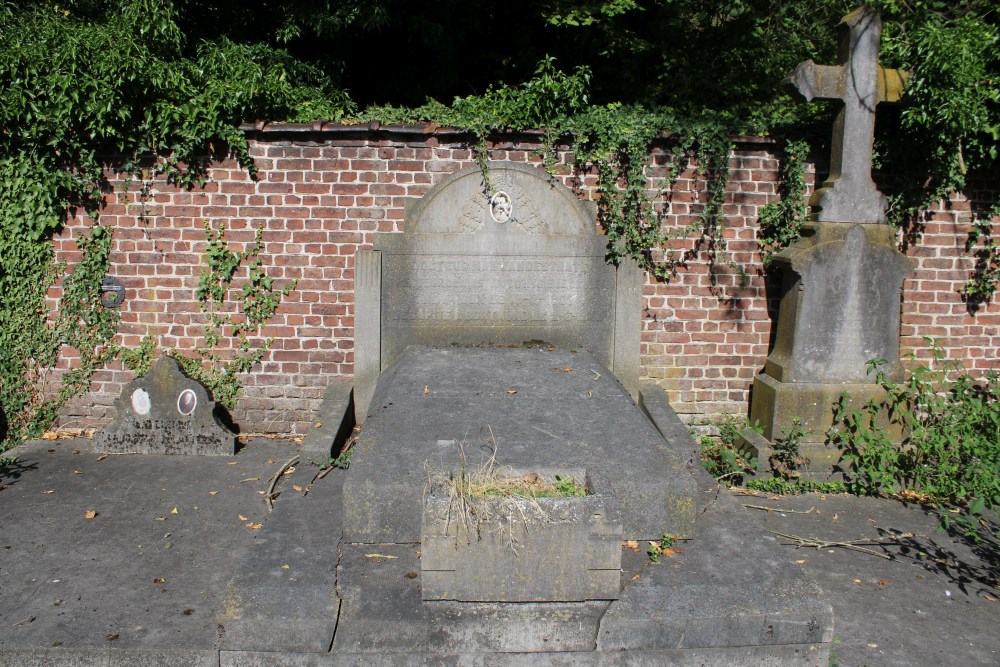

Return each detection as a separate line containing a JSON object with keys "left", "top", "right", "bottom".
{"left": 95, "top": 355, "right": 236, "bottom": 455}
{"left": 750, "top": 6, "right": 914, "bottom": 473}
{"left": 285, "top": 161, "right": 836, "bottom": 662}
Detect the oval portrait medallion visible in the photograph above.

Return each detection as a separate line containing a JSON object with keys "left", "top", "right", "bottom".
{"left": 177, "top": 388, "right": 197, "bottom": 416}
{"left": 131, "top": 388, "right": 151, "bottom": 416}
{"left": 489, "top": 191, "right": 512, "bottom": 223}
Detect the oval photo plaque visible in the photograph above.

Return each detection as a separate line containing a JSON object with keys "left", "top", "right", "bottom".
{"left": 177, "top": 388, "right": 197, "bottom": 416}
{"left": 131, "top": 388, "right": 151, "bottom": 416}
{"left": 489, "top": 191, "right": 512, "bottom": 223}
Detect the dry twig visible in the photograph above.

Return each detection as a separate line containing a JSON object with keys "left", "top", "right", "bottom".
{"left": 744, "top": 504, "right": 816, "bottom": 514}
{"left": 265, "top": 455, "right": 300, "bottom": 510}
{"left": 770, "top": 531, "right": 900, "bottom": 560}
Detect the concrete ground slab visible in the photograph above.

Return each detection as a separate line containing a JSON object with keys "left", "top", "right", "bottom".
{"left": 218, "top": 468, "right": 344, "bottom": 653}
{"left": 0, "top": 438, "right": 293, "bottom": 653}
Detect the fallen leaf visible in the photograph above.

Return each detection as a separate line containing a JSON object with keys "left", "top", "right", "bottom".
{"left": 227, "top": 461, "right": 240, "bottom": 465}
{"left": 266, "top": 459, "right": 275, "bottom": 464}
{"left": 152, "top": 578, "right": 166, "bottom": 584}
{"left": 506, "top": 390, "right": 517, "bottom": 395}
{"left": 182, "top": 608, "right": 194, "bottom": 616}
{"left": 365, "top": 553, "right": 399, "bottom": 562}
{"left": 833, "top": 513, "right": 839, "bottom": 520}
{"left": 155, "top": 517, "right": 166, "bottom": 521}
{"left": 624, "top": 540, "right": 640, "bottom": 550}
{"left": 984, "top": 594, "right": 997, "bottom": 602}
{"left": 868, "top": 643, "right": 878, "bottom": 649}
{"left": 84, "top": 511, "right": 97, "bottom": 519}
{"left": 43, "top": 490, "right": 55, "bottom": 495}
{"left": 238, "top": 515, "right": 248, "bottom": 521}
{"left": 314, "top": 422, "right": 322, "bottom": 428}
{"left": 241, "top": 477, "right": 260, "bottom": 482}
{"left": 282, "top": 467, "right": 295, "bottom": 475}
{"left": 96, "top": 454, "right": 108, "bottom": 461}
{"left": 73, "top": 470, "right": 83, "bottom": 475}
{"left": 853, "top": 579, "right": 862, "bottom": 584}
{"left": 208, "top": 491, "right": 220, "bottom": 496}
{"left": 292, "top": 485, "right": 303, "bottom": 492}
{"left": 796, "top": 559, "right": 806, "bottom": 564}
{"left": 106, "top": 633, "right": 119, "bottom": 641}
{"left": 563, "top": 367, "right": 573, "bottom": 372}
{"left": 246, "top": 522, "right": 263, "bottom": 530}
{"left": 628, "top": 574, "right": 641, "bottom": 583}
{"left": 170, "top": 507, "right": 178, "bottom": 514}
{"left": 423, "top": 385, "right": 429, "bottom": 395}
{"left": 281, "top": 564, "right": 290, "bottom": 570}
{"left": 878, "top": 579, "right": 889, "bottom": 586}
{"left": 404, "top": 571, "right": 418, "bottom": 579}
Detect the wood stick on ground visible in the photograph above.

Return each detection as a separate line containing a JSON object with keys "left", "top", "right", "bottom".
{"left": 265, "top": 455, "right": 300, "bottom": 511}
{"left": 744, "top": 504, "right": 816, "bottom": 514}
{"left": 770, "top": 531, "right": 895, "bottom": 559}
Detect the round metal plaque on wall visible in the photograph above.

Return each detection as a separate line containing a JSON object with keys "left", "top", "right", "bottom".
{"left": 131, "top": 388, "right": 151, "bottom": 416}
{"left": 177, "top": 389, "right": 197, "bottom": 416}
{"left": 489, "top": 191, "right": 512, "bottom": 223}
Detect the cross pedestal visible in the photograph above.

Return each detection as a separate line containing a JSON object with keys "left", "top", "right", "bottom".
{"left": 749, "top": 7, "right": 912, "bottom": 477}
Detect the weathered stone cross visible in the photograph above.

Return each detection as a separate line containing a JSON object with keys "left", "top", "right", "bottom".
{"left": 785, "top": 5, "right": 908, "bottom": 224}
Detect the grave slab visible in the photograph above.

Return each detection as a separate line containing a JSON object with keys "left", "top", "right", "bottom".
{"left": 94, "top": 356, "right": 235, "bottom": 456}
{"left": 421, "top": 470, "right": 622, "bottom": 601}
{"left": 342, "top": 346, "right": 698, "bottom": 544}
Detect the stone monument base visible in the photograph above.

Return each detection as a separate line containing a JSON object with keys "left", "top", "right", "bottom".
{"left": 749, "top": 373, "right": 904, "bottom": 477}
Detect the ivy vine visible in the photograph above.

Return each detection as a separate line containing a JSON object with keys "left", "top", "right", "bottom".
{"left": 173, "top": 220, "right": 296, "bottom": 411}
{"left": 757, "top": 139, "right": 810, "bottom": 268}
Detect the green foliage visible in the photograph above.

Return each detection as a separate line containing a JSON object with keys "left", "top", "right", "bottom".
{"left": 768, "top": 418, "right": 807, "bottom": 481}
{"left": 745, "top": 477, "right": 848, "bottom": 495}
{"left": 874, "top": 2, "right": 1000, "bottom": 301}
{"left": 353, "top": 60, "right": 741, "bottom": 285}
{"left": 0, "top": 221, "right": 117, "bottom": 449}
{"left": 0, "top": 1, "right": 352, "bottom": 454}
{"left": 828, "top": 340, "right": 1000, "bottom": 542}
{"left": 552, "top": 474, "right": 588, "bottom": 498}
{"left": 698, "top": 415, "right": 760, "bottom": 485}
{"left": 757, "top": 139, "right": 810, "bottom": 267}
{"left": 329, "top": 447, "right": 353, "bottom": 471}
{"left": 647, "top": 532, "right": 678, "bottom": 563}
{"left": 174, "top": 220, "right": 295, "bottom": 410}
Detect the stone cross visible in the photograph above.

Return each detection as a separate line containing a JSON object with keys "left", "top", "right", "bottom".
{"left": 785, "top": 6, "right": 907, "bottom": 224}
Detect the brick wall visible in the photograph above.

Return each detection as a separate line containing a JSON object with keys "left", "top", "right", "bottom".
{"left": 49, "top": 124, "right": 999, "bottom": 435}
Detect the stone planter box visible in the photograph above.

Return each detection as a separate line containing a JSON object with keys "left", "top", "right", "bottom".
{"left": 420, "top": 469, "right": 623, "bottom": 602}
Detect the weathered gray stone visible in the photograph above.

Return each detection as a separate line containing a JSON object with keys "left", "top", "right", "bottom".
{"left": 353, "top": 250, "right": 381, "bottom": 422}
{"left": 421, "top": 470, "right": 622, "bottom": 601}
{"left": 334, "top": 543, "right": 610, "bottom": 655}
{"left": 218, "top": 471, "right": 344, "bottom": 653}
{"left": 784, "top": 6, "right": 907, "bottom": 224}
{"left": 353, "top": 162, "right": 643, "bottom": 417}
{"left": 342, "top": 347, "right": 697, "bottom": 544}
{"left": 749, "top": 223, "right": 913, "bottom": 454}
{"left": 95, "top": 356, "right": 235, "bottom": 455}
{"left": 300, "top": 379, "right": 353, "bottom": 458}
{"left": 763, "top": 223, "right": 913, "bottom": 385}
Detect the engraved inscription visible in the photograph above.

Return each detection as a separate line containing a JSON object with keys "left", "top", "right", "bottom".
{"left": 385, "top": 256, "right": 603, "bottom": 325}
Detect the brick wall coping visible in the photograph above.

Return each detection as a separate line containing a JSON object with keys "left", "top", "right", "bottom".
{"left": 237, "top": 120, "right": 781, "bottom": 150}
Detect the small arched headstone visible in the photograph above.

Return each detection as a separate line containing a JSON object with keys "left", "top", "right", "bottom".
{"left": 95, "top": 356, "right": 236, "bottom": 455}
